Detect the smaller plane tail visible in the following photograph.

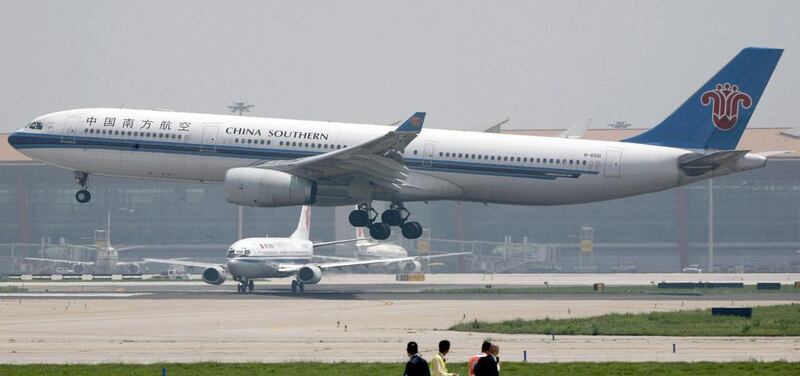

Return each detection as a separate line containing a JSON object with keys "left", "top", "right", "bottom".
{"left": 290, "top": 206, "right": 311, "bottom": 240}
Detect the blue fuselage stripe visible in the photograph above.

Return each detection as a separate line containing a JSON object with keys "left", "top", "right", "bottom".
{"left": 11, "top": 133, "right": 599, "bottom": 180}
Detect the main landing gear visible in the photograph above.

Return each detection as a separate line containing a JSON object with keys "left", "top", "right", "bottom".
{"left": 291, "top": 279, "right": 305, "bottom": 293}
{"left": 236, "top": 279, "right": 255, "bottom": 293}
{"left": 74, "top": 171, "right": 91, "bottom": 203}
{"left": 348, "top": 202, "right": 423, "bottom": 240}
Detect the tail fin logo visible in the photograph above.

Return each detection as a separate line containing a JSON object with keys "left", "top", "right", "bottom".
{"left": 701, "top": 83, "right": 752, "bottom": 131}
{"left": 410, "top": 116, "right": 422, "bottom": 127}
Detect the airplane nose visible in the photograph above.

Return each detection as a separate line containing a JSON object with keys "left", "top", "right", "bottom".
{"left": 226, "top": 259, "right": 245, "bottom": 276}
{"left": 7, "top": 132, "right": 20, "bottom": 148}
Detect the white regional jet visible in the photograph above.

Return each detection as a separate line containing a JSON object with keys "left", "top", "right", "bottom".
{"left": 8, "top": 48, "right": 783, "bottom": 240}
{"left": 145, "top": 206, "right": 416, "bottom": 292}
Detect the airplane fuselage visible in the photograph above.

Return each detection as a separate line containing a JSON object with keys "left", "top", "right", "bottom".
{"left": 9, "top": 108, "right": 757, "bottom": 207}
{"left": 224, "top": 237, "right": 312, "bottom": 279}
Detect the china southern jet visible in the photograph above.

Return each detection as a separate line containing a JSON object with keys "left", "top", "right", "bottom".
{"left": 146, "top": 206, "right": 416, "bottom": 292}
{"left": 8, "top": 48, "right": 782, "bottom": 240}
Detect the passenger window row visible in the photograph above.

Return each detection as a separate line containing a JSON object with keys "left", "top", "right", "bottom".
{"left": 85, "top": 128, "right": 183, "bottom": 140}
{"left": 435, "top": 151, "right": 589, "bottom": 166}
{"left": 232, "top": 138, "right": 347, "bottom": 150}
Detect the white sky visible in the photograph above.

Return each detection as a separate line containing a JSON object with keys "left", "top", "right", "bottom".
{"left": 1, "top": 0, "right": 798, "bottom": 132}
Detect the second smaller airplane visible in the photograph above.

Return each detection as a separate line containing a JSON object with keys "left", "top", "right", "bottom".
{"left": 146, "top": 206, "right": 417, "bottom": 293}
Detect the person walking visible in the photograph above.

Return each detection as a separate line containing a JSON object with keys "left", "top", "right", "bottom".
{"left": 430, "top": 340, "right": 459, "bottom": 376}
{"left": 404, "top": 341, "right": 431, "bottom": 376}
{"left": 473, "top": 344, "right": 499, "bottom": 376}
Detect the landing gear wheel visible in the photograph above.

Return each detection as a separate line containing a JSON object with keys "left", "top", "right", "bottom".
{"left": 248, "top": 280, "right": 254, "bottom": 292}
{"left": 237, "top": 283, "right": 243, "bottom": 293}
{"left": 348, "top": 209, "right": 370, "bottom": 227}
{"left": 381, "top": 209, "right": 402, "bottom": 226}
{"left": 401, "top": 221, "right": 423, "bottom": 239}
{"left": 291, "top": 280, "right": 298, "bottom": 293}
{"left": 298, "top": 282, "right": 305, "bottom": 292}
{"left": 369, "top": 222, "right": 391, "bottom": 240}
{"left": 75, "top": 189, "right": 91, "bottom": 203}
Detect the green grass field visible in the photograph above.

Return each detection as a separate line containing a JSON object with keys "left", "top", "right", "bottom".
{"left": 427, "top": 284, "right": 800, "bottom": 295}
{"left": 0, "top": 362, "right": 797, "bottom": 375}
{"left": 0, "top": 286, "right": 27, "bottom": 293}
{"left": 451, "top": 303, "right": 800, "bottom": 336}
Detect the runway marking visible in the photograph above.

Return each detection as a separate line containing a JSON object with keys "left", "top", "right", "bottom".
{"left": 0, "top": 293, "right": 151, "bottom": 298}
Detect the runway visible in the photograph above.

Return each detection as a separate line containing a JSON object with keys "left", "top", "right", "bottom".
{"left": 2, "top": 272, "right": 799, "bottom": 300}
{"left": 1, "top": 273, "right": 798, "bottom": 363}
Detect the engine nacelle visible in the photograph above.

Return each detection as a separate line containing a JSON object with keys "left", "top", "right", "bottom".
{"left": 401, "top": 260, "right": 422, "bottom": 273}
{"left": 126, "top": 264, "right": 140, "bottom": 274}
{"left": 224, "top": 168, "right": 317, "bottom": 207}
{"left": 297, "top": 265, "right": 323, "bottom": 285}
{"left": 73, "top": 264, "right": 85, "bottom": 274}
{"left": 202, "top": 266, "right": 227, "bottom": 285}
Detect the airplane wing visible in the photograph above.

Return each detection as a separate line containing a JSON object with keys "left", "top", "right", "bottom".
{"left": 312, "top": 238, "right": 365, "bottom": 248}
{"left": 253, "top": 112, "right": 425, "bottom": 190}
{"left": 277, "top": 256, "right": 415, "bottom": 273}
{"left": 311, "top": 255, "right": 357, "bottom": 262}
{"left": 114, "top": 245, "right": 146, "bottom": 252}
{"left": 143, "top": 258, "right": 221, "bottom": 269}
{"left": 419, "top": 251, "right": 471, "bottom": 259}
{"left": 22, "top": 258, "right": 93, "bottom": 265}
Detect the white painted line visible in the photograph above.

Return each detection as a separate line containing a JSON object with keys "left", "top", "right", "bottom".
{"left": 0, "top": 293, "right": 151, "bottom": 297}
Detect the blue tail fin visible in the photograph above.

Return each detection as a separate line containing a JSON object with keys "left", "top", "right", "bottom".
{"left": 623, "top": 48, "right": 782, "bottom": 150}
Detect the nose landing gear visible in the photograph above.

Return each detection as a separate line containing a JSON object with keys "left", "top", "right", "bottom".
{"left": 74, "top": 171, "right": 91, "bottom": 203}
{"left": 349, "top": 202, "right": 423, "bottom": 240}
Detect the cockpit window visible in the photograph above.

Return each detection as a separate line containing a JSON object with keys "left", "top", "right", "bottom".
{"left": 27, "top": 122, "right": 44, "bottom": 130}
{"left": 226, "top": 248, "right": 247, "bottom": 258}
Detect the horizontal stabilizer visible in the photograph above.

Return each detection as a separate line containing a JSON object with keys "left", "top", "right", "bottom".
{"left": 755, "top": 150, "right": 794, "bottom": 158}
{"left": 679, "top": 150, "right": 750, "bottom": 176}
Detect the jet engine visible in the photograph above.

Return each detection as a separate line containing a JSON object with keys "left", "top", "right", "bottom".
{"left": 202, "top": 266, "right": 227, "bottom": 285}
{"left": 73, "top": 264, "right": 85, "bottom": 274}
{"left": 297, "top": 265, "right": 323, "bottom": 284}
{"left": 223, "top": 168, "right": 317, "bottom": 207}
{"left": 126, "top": 264, "right": 140, "bottom": 274}
{"left": 401, "top": 260, "right": 422, "bottom": 273}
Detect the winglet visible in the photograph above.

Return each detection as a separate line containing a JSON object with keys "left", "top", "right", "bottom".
{"left": 395, "top": 112, "right": 426, "bottom": 133}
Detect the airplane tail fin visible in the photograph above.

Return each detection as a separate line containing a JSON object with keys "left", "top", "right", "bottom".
{"left": 290, "top": 206, "right": 311, "bottom": 240}
{"left": 623, "top": 48, "right": 782, "bottom": 150}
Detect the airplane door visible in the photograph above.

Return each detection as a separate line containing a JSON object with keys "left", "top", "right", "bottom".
{"left": 200, "top": 125, "right": 219, "bottom": 152}
{"left": 604, "top": 150, "right": 622, "bottom": 177}
{"left": 423, "top": 142, "right": 435, "bottom": 167}
{"left": 60, "top": 116, "right": 82, "bottom": 144}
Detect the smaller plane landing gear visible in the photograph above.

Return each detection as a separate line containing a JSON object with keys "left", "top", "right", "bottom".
{"left": 74, "top": 171, "right": 91, "bottom": 203}
{"left": 291, "top": 280, "right": 305, "bottom": 293}
{"left": 236, "top": 278, "right": 254, "bottom": 293}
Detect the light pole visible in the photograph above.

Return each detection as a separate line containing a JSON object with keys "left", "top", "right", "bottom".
{"left": 708, "top": 178, "right": 714, "bottom": 273}
{"left": 229, "top": 100, "right": 254, "bottom": 240}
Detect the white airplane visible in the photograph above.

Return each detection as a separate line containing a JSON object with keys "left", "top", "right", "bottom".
{"left": 145, "top": 206, "right": 417, "bottom": 292}
{"left": 8, "top": 48, "right": 783, "bottom": 240}
{"left": 23, "top": 212, "right": 144, "bottom": 274}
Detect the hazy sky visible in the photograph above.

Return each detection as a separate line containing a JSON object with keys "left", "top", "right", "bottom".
{"left": 2, "top": 0, "right": 798, "bottom": 133}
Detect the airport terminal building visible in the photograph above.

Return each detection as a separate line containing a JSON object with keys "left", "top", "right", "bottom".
{"left": 2, "top": 127, "right": 800, "bottom": 273}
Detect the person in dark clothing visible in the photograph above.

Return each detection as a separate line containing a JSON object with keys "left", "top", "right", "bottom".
{"left": 473, "top": 344, "right": 499, "bottom": 376}
{"left": 404, "top": 341, "right": 431, "bottom": 376}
